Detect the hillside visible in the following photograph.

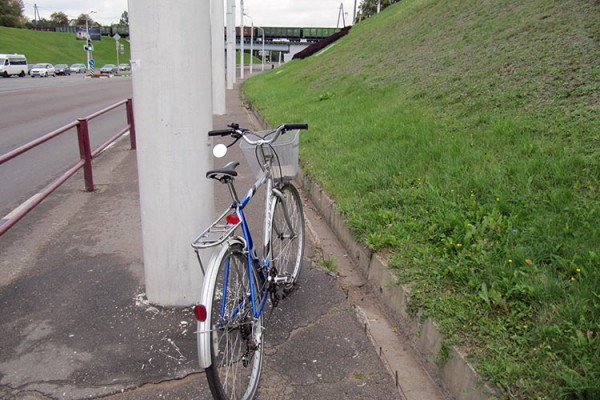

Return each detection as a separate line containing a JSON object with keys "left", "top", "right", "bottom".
{"left": 243, "top": 0, "right": 599, "bottom": 398}
{"left": 0, "top": 26, "right": 130, "bottom": 66}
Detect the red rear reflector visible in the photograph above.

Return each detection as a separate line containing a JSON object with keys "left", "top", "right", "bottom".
{"left": 194, "top": 305, "right": 207, "bottom": 321}
{"left": 226, "top": 214, "right": 240, "bottom": 224}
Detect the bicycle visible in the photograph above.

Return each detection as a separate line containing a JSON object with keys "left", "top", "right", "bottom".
{"left": 192, "top": 122, "right": 309, "bottom": 400}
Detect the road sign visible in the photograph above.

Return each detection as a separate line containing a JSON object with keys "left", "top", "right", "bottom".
{"left": 89, "top": 59, "right": 95, "bottom": 67}
{"left": 113, "top": 33, "right": 121, "bottom": 41}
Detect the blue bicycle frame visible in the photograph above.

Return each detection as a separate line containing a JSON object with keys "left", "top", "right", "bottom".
{"left": 220, "top": 167, "right": 275, "bottom": 324}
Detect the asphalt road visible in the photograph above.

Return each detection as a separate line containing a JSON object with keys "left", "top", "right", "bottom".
{"left": 0, "top": 74, "right": 133, "bottom": 217}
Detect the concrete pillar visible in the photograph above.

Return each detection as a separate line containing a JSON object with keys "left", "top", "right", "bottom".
{"left": 129, "top": 0, "right": 214, "bottom": 306}
{"left": 240, "top": 0, "right": 244, "bottom": 79}
{"left": 211, "top": 0, "right": 226, "bottom": 114}
{"left": 226, "top": 0, "right": 235, "bottom": 88}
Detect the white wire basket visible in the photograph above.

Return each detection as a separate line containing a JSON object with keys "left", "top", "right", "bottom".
{"left": 240, "top": 130, "right": 300, "bottom": 182}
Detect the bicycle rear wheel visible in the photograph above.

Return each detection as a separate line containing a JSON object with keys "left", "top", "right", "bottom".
{"left": 270, "top": 183, "right": 305, "bottom": 290}
{"left": 205, "top": 244, "right": 264, "bottom": 400}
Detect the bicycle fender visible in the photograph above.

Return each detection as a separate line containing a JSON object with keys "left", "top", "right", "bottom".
{"left": 196, "top": 238, "right": 245, "bottom": 369}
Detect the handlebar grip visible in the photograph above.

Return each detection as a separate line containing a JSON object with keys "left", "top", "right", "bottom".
{"left": 208, "top": 128, "right": 234, "bottom": 137}
{"left": 283, "top": 123, "right": 309, "bottom": 131}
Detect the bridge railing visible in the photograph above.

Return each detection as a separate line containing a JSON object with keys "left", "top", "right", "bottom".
{"left": 0, "top": 98, "right": 136, "bottom": 237}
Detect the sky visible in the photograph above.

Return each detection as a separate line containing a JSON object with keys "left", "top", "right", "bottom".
{"left": 24, "top": 0, "right": 360, "bottom": 28}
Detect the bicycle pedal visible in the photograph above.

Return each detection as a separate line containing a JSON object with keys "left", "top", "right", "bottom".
{"left": 269, "top": 276, "right": 288, "bottom": 284}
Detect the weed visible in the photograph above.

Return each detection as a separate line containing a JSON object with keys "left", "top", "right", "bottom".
{"left": 317, "top": 257, "right": 337, "bottom": 274}
{"left": 436, "top": 337, "right": 453, "bottom": 367}
{"left": 351, "top": 371, "right": 367, "bottom": 381}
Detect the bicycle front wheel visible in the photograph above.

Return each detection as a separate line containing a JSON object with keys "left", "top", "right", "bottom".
{"left": 205, "top": 244, "right": 264, "bottom": 400}
{"left": 270, "top": 183, "right": 305, "bottom": 290}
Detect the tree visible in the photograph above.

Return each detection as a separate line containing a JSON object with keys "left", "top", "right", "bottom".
{"left": 119, "top": 10, "right": 128, "bottom": 25}
{"left": 75, "top": 13, "right": 95, "bottom": 27}
{"left": 357, "top": 0, "right": 400, "bottom": 21}
{"left": 0, "top": 0, "right": 25, "bottom": 27}
{"left": 50, "top": 11, "right": 69, "bottom": 27}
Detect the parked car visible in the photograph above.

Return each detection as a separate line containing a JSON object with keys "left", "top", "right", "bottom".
{"left": 118, "top": 63, "right": 130, "bottom": 72}
{"left": 28, "top": 63, "right": 35, "bottom": 75}
{"left": 0, "top": 53, "right": 28, "bottom": 77}
{"left": 54, "top": 64, "right": 71, "bottom": 75}
{"left": 30, "top": 63, "right": 55, "bottom": 77}
{"left": 100, "top": 64, "right": 118, "bottom": 74}
{"left": 70, "top": 63, "right": 87, "bottom": 73}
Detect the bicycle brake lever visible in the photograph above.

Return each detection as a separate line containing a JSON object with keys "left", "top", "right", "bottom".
{"left": 226, "top": 136, "right": 242, "bottom": 148}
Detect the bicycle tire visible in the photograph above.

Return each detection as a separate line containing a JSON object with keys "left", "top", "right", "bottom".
{"left": 205, "top": 244, "right": 264, "bottom": 400}
{"left": 270, "top": 183, "right": 305, "bottom": 290}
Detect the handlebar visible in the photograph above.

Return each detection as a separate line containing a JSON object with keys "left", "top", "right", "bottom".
{"left": 282, "top": 123, "right": 308, "bottom": 131}
{"left": 208, "top": 128, "right": 235, "bottom": 137}
{"left": 207, "top": 123, "right": 308, "bottom": 145}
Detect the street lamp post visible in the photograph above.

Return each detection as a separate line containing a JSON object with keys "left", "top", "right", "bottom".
{"left": 243, "top": 13, "right": 254, "bottom": 74}
{"left": 256, "top": 27, "right": 265, "bottom": 71}
{"left": 244, "top": 13, "right": 265, "bottom": 73}
{"left": 240, "top": 0, "right": 244, "bottom": 79}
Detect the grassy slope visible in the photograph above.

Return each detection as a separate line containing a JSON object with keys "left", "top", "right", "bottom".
{"left": 0, "top": 26, "right": 257, "bottom": 68}
{"left": 244, "top": 0, "right": 599, "bottom": 398}
{"left": 0, "top": 26, "right": 131, "bottom": 66}
{"left": 237, "top": 51, "right": 262, "bottom": 64}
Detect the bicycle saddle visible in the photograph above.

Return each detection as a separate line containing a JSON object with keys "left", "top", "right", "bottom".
{"left": 206, "top": 161, "right": 240, "bottom": 182}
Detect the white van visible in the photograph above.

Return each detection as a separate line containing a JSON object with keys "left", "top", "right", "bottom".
{"left": 0, "top": 54, "right": 28, "bottom": 78}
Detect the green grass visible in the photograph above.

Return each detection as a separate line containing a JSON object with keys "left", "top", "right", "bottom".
{"left": 317, "top": 257, "right": 337, "bottom": 274}
{"left": 243, "top": 0, "right": 599, "bottom": 398}
{"left": 0, "top": 26, "right": 258, "bottom": 68}
{"left": 236, "top": 51, "right": 262, "bottom": 65}
{"left": 0, "top": 26, "right": 131, "bottom": 66}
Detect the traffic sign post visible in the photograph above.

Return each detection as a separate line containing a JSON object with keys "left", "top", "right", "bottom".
{"left": 89, "top": 59, "right": 95, "bottom": 74}
{"left": 84, "top": 40, "right": 94, "bottom": 74}
{"left": 114, "top": 33, "right": 121, "bottom": 67}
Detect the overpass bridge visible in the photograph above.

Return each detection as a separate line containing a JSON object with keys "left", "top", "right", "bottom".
{"left": 233, "top": 41, "right": 313, "bottom": 63}
{"left": 229, "top": 26, "right": 346, "bottom": 63}
{"left": 228, "top": 26, "right": 340, "bottom": 58}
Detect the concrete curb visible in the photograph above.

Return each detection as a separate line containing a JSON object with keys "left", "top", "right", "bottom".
{"left": 296, "top": 172, "right": 498, "bottom": 400}
{"left": 243, "top": 95, "right": 499, "bottom": 400}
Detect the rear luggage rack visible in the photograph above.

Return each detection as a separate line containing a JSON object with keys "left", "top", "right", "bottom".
{"left": 192, "top": 207, "right": 241, "bottom": 249}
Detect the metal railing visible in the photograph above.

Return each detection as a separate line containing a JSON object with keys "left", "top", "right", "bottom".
{"left": 0, "top": 98, "right": 136, "bottom": 237}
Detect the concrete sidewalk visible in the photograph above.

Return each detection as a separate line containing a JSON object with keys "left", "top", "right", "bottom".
{"left": 0, "top": 75, "right": 446, "bottom": 400}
